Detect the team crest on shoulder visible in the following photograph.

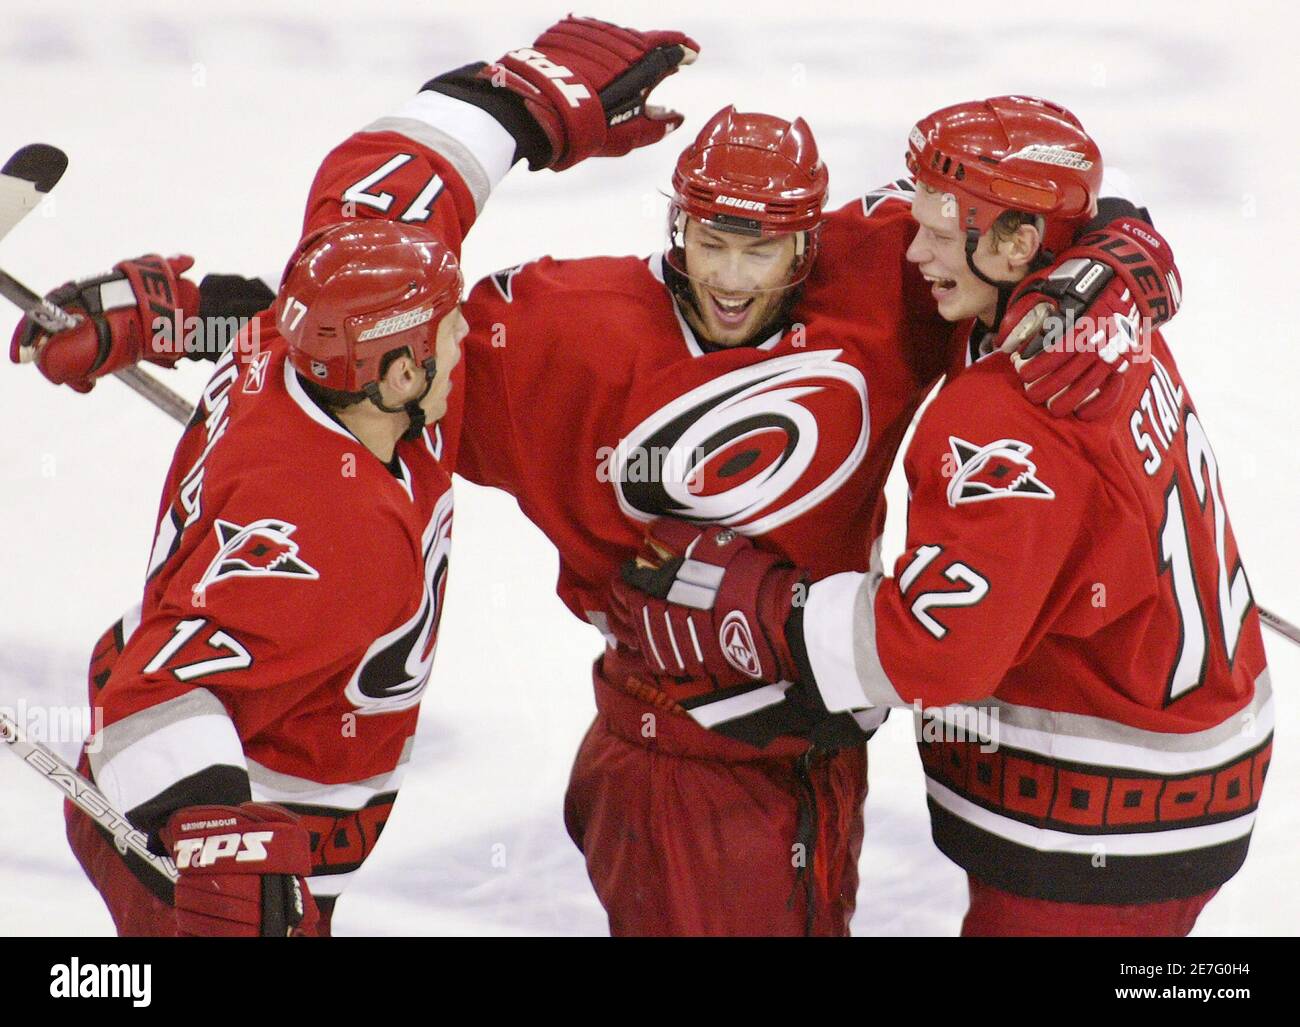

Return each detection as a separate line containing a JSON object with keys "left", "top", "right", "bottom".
{"left": 945, "top": 437, "right": 1054, "bottom": 507}
{"left": 860, "top": 178, "right": 915, "bottom": 217}
{"left": 490, "top": 264, "right": 524, "bottom": 302}
{"left": 197, "top": 518, "right": 319, "bottom": 589}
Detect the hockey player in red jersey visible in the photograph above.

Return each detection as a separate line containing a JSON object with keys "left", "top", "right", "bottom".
{"left": 14, "top": 16, "right": 698, "bottom": 935}
{"left": 65, "top": 220, "right": 468, "bottom": 937}
{"left": 609, "top": 97, "right": 1270, "bottom": 936}
{"left": 16, "top": 112, "right": 1163, "bottom": 936}
{"left": 14, "top": 57, "right": 1168, "bottom": 933}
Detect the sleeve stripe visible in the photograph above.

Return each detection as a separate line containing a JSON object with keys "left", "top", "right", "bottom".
{"left": 90, "top": 691, "right": 247, "bottom": 817}
{"left": 363, "top": 91, "right": 517, "bottom": 214}
{"left": 803, "top": 571, "right": 904, "bottom": 711}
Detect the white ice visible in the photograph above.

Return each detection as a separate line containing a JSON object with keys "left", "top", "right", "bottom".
{"left": 1, "top": 0, "right": 1296, "bottom": 936}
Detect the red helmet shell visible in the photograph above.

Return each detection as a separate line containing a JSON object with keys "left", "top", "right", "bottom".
{"left": 906, "top": 95, "right": 1102, "bottom": 255}
{"left": 672, "top": 106, "right": 829, "bottom": 235}
{"left": 276, "top": 221, "right": 463, "bottom": 394}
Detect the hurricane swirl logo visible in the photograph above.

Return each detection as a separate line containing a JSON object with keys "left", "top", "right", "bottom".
{"left": 612, "top": 350, "right": 869, "bottom": 535}
{"left": 345, "top": 489, "right": 454, "bottom": 714}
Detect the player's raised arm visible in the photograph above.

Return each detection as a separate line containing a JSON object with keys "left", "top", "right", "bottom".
{"left": 302, "top": 16, "right": 697, "bottom": 251}
{"left": 9, "top": 15, "right": 698, "bottom": 392}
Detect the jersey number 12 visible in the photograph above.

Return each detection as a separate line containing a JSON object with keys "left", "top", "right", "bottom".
{"left": 1158, "top": 411, "right": 1252, "bottom": 704}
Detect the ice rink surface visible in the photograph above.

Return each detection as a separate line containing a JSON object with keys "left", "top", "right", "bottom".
{"left": 1, "top": 0, "right": 1296, "bottom": 935}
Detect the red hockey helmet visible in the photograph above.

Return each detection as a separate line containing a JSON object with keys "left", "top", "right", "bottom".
{"left": 667, "top": 106, "right": 829, "bottom": 286}
{"left": 276, "top": 220, "right": 463, "bottom": 395}
{"left": 905, "top": 95, "right": 1102, "bottom": 257}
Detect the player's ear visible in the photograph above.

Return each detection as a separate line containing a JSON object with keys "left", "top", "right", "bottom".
{"left": 1008, "top": 222, "right": 1043, "bottom": 271}
{"left": 382, "top": 349, "right": 420, "bottom": 398}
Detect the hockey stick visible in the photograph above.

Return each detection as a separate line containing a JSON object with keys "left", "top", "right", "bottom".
{"left": 1, "top": 144, "right": 196, "bottom": 425}
{"left": 0, "top": 143, "right": 65, "bottom": 242}
{"left": 1259, "top": 606, "right": 1300, "bottom": 648}
{"left": 0, "top": 268, "right": 196, "bottom": 424}
{"left": 0, "top": 709, "right": 179, "bottom": 884}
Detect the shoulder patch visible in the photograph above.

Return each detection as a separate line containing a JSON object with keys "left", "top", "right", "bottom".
{"left": 945, "top": 437, "right": 1054, "bottom": 506}
{"left": 197, "top": 518, "right": 319, "bottom": 590}
{"left": 490, "top": 264, "right": 524, "bottom": 302}
{"left": 860, "top": 177, "right": 916, "bottom": 217}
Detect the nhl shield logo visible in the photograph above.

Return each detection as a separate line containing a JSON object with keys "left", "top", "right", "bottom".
{"left": 946, "top": 436, "right": 1055, "bottom": 507}
{"left": 719, "top": 610, "right": 763, "bottom": 679}
{"left": 197, "top": 518, "right": 320, "bottom": 590}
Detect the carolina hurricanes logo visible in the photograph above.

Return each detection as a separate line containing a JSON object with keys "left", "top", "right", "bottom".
{"left": 345, "top": 489, "right": 453, "bottom": 714}
{"left": 611, "top": 350, "right": 869, "bottom": 535}
{"left": 946, "top": 437, "right": 1055, "bottom": 506}
{"left": 196, "top": 518, "right": 319, "bottom": 589}
{"left": 719, "top": 610, "right": 763, "bottom": 679}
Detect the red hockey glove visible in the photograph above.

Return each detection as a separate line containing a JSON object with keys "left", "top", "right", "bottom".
{"left": 609, "top": 519, "right": 806, "bottom": 688}
{"left": 161, "top": 802, "right": 320, "bottom": 938}
{"left": 998, "top": 218, "right": 1182, "bottom": 420}
{"left": 480, "top": 16, "right": 698, "bottom": 171}
{"left": 9, "top": 254, "right": 198, "bottom": 393}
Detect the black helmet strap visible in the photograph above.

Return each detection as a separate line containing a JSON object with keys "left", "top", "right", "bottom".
{"left": 363, "top": 355, "right": 438, "bottom": 440}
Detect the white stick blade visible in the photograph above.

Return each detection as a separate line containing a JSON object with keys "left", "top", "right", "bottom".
{"left": 0, "top": 143, "right": 69, "bottom": 242}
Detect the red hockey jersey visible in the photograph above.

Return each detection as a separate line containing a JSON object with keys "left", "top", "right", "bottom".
{"left": 455, "top": 180, "right": 953, "bottom": 741}
{"left": 83, "top": 89, "right": 505, "bottom": 900}
{"left": 799, "top": 328, "right": 1272, "bottom": 903}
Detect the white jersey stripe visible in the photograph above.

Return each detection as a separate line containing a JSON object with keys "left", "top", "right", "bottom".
{"left": 92, "top": 711, "right": 247, "bottom": 818}
{"left": 926, "top": 776, "right": 1257, "bottom": 856}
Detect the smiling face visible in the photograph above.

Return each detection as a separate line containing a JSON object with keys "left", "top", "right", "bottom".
{"left": 678, "top": 218, "right": 801, "bottom": 347}
{"left": 906, "top": 183, "right": 1040, "bottom": 326}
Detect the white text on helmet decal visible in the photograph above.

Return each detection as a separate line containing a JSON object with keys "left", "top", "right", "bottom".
{"left": 715, "top": 195, "right": 767, "bottom": 212}
{"left": 1004, "top": 145, "right": 1094, "bottom": 171}
{"left": 909, "top": 126, "right": 927, "bottom": 152}
{"left": 357, "top": 304, "right": 435, "bottom": 341}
